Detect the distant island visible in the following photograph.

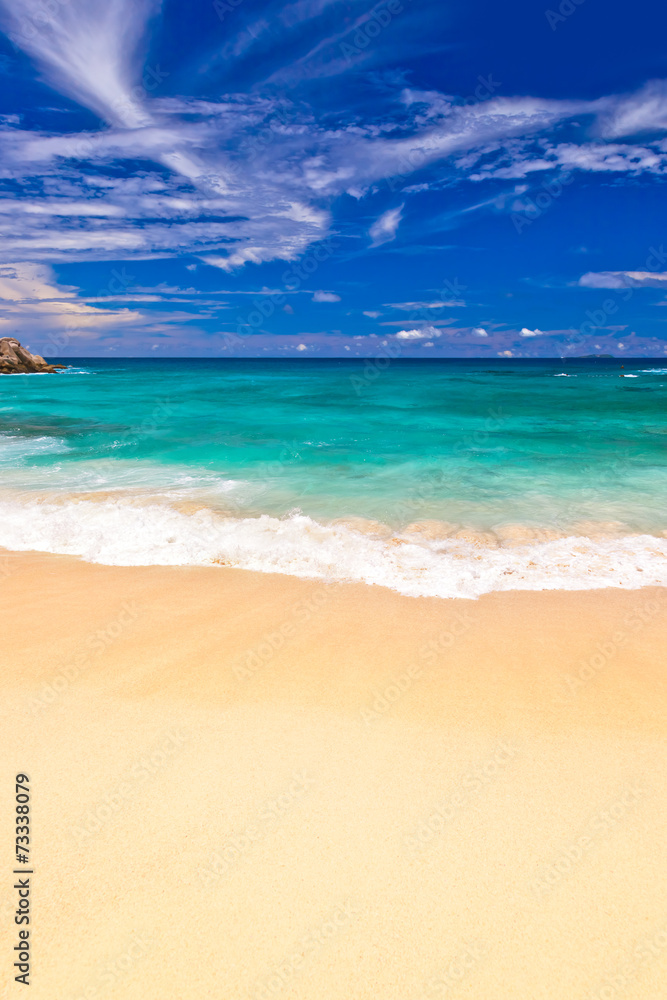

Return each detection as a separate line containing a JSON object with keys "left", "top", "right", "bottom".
{"left": 0, "top": 338, "right": 68, "bottom": 374}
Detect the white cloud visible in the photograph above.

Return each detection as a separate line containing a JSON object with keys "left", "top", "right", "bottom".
{"left": 369, "top": 205, "right": 404, "bottom": 247}
{"left": 0, "top": 12, "right": 334, "bottom": 267}
{"left": 296, "top": 343, "right": 308, "bottom": 350}
{"left": 520, "top": 327, "right": 543, "bottom": 337}
{"left": 312, "top": 290, "right": 341, "bottom": 302}
{"left": 1, "top": 9, "right": 667, "bottom": 275}
{"left": 0, "top": 262, "right": 75, "bottom": 301}
{"left": 385, "top": 300, "right": 456, "bottom": 310}
{"left": 200, "top": 236, "right": 315, "bottom": 273}
{"left": 0, "top": 81, "right": 664, "bottom": 271}
{"left": 0, "top": 0, "right": 158, "bottom": 128}
{"left": 594, "top": 80, "right": 667, "bottom": 139}
{"left": 473, "top": 327, "right": 488, "bottom": 336}
{"left": 471, "top": 141, "right": 667, "bottom": 181}
{"left": 380, "top": 319, "right": 454, "bottom": 327}
{"left": 558, "top": 142, "right": 664, "bottom": 174}
{"left": 363, "top": 310, "right": 381, "bottom": 318}
{"left": 579, "top": 270, "right": 667, "bottom": 289}
{"left": 395, "top": 326, "right": 440, "bottom": 340}
{"left": 0, "top": 261, "right": 149, "bottom": 339}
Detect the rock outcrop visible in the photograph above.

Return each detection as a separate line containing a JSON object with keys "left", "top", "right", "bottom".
{"left": 0, "top": 338, "right": 68, "bottom": 374}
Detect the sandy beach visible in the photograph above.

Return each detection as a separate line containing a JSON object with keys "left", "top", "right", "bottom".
{"left": 1, "top": 548, "right": 666, "bottom": 999}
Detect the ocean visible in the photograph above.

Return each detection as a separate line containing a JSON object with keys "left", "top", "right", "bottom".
{"left": 1, "top": 356, "right": 666, "bottom": 598}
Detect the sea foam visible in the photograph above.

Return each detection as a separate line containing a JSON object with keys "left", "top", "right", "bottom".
{"left": 0, "top": 496, "right": 665, "bottom": 599}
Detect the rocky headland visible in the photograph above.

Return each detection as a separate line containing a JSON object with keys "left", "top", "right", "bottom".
{"left": 0, "top": 338, "right": 68, "bottom": 374}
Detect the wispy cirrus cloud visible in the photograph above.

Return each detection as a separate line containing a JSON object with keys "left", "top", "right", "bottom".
{"left": 0, "top": 0, "right": 160, "bottom": 127}
{"left": 593, "top": 79, "right": 667, "bottom": 139}
{"left": 385, "top": 299, "right": 464, "bottom": 309}
{"left": 369, "top": 204, "right": 403, "bottom": 246}
{"left": 579, "top": 270, "right": 667, "bottom": 289}
{"left": 2, "top": 0, "right": 667, "bottom": 279}
{"left": 1, "top": 79, "right": 666, "bottom": 271}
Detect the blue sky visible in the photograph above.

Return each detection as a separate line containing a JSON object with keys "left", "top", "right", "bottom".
{"left": 0, "top": 0, "right": 666, "bottom": 357}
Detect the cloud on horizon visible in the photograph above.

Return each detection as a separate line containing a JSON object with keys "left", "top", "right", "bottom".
{"left": 395, "top": 325, "right": 440, "bottom": 339}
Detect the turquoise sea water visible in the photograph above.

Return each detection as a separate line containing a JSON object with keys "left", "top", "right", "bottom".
{"left": 1, "top": 357, "right": 666, "bottom": 597}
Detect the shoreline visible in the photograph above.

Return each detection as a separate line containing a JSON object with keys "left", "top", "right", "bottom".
{"left": 2, "top": 549, "right": 666, "bottom": 998}
{"left": 1, "top": 491, "right": 666, "bottom": 599}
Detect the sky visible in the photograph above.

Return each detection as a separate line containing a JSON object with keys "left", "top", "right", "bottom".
{"left": 0, "top": 0, "right": 666, "bottom": 358}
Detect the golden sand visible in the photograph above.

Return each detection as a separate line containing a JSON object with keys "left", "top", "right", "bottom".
{"left": 1, "top": 548, "right": 666, "bottom": 999}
